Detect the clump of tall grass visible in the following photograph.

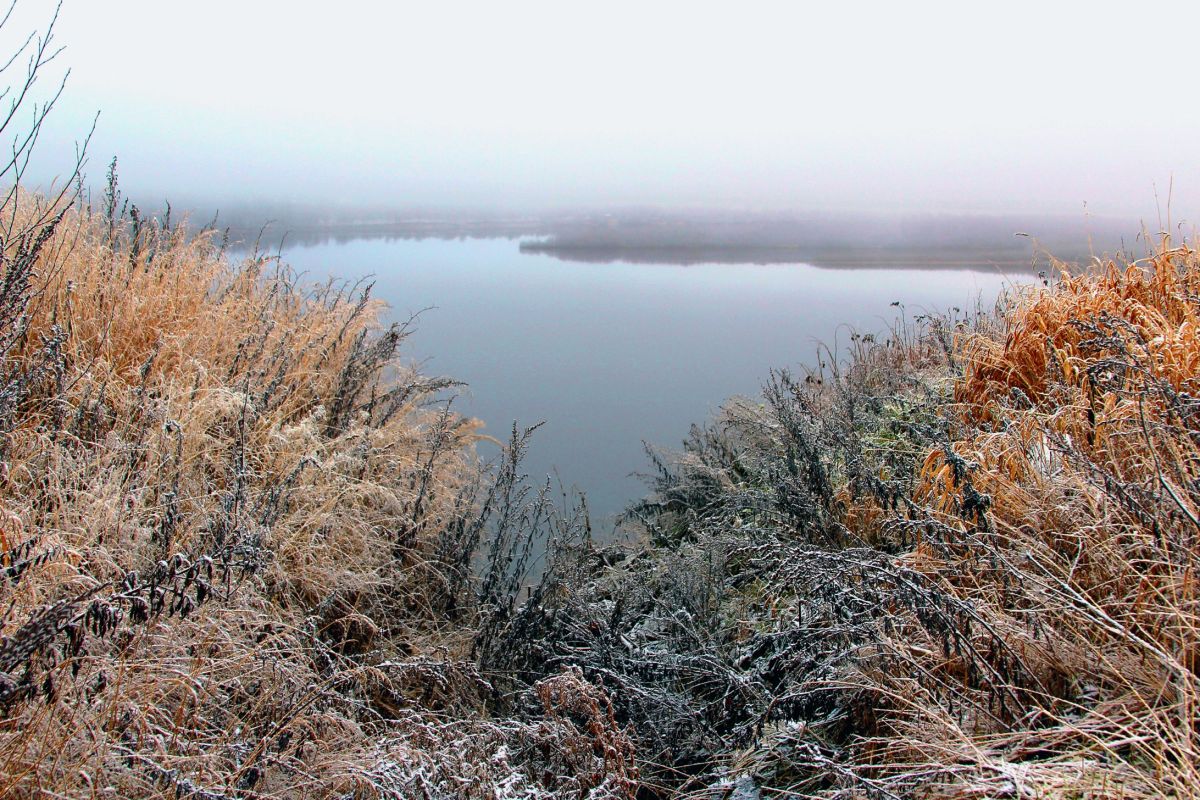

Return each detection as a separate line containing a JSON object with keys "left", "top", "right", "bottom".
{"left": 899, "top": 241, "right": 1200, "bottom": 797}
{"left": 492, "top": 240, "right": 1200, "bottom": 797}
{"left": 0, "top": 174, "right": 637, "bottom": 798}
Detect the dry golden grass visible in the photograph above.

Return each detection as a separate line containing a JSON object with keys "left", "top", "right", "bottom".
{"left": 11, "top": 178, "right": 1199, "bottom": 799}
{"left": 884, "top": 242, "right": 1200, "bottom": 797}
{"left": 0, "top": 195, "right": 637, "bottom": 799}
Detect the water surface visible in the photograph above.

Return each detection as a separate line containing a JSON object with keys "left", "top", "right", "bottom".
{"left": 277, "top": 237, "right": 1027, "bottom": 525}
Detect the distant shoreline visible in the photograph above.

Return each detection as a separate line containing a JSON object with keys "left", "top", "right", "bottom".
{"left": 516, "top": 241, "right": 1052, "bottom": 271}
{"left": 217, "top": 207, "right": 1133, "bottom": 271}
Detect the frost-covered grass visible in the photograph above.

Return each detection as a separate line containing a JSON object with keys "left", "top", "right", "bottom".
{"left": 6, "top": 175, "right": 1198, "bottom": 799}
{"left": 493, "top": 240, "right": 1200, "bottom": 798}
{"left": 0, "top": 182, "right": 639, "bottom": 798}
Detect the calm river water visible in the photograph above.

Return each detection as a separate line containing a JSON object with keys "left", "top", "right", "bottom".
{"left": 276, "top": 236, "right": 1027, "bottom": 526}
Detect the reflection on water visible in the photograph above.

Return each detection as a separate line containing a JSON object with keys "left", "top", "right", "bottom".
{"left": 276, "top": 236, "right": 1029, "bottom": 526}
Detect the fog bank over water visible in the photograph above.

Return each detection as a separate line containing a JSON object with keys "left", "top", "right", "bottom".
{"left": 18, "top": 1, "right": 1200, "bottom": 220}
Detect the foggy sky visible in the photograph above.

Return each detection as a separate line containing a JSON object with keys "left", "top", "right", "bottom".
{"left": 16, "top": 0, "right": 1200, "bottom": 218}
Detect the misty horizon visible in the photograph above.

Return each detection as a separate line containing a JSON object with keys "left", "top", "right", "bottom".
{"left": 13, "top": 1, "right": 1200, "bottom": 221}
